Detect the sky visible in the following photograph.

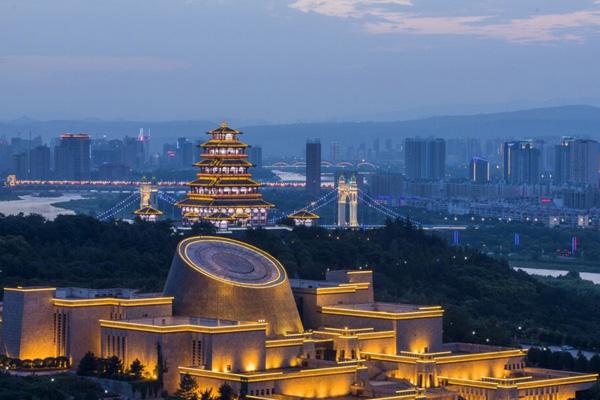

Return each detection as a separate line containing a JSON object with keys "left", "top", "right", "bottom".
{"left": 1, "top": 0, "right": 600, "bottom": 123}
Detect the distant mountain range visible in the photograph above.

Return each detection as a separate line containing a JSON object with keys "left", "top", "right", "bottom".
{"left": 2, "top": 105, "right": 600, "bottom": 157}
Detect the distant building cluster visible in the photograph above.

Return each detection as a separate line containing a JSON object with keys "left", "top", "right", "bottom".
{"left": 0, "top": 129, "right": 265, "bottom": 181}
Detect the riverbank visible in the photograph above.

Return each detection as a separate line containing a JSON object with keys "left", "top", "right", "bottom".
{"left": 0, "top": 194, "right": 82, "bottom": 220}
{"left": 509, "top": 258, "right": 600, "bottom": 273}
{"left": 513, "top": 266, "right": 600, "bottom": 285}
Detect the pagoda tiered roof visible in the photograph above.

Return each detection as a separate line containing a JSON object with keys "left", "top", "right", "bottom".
{"left": 207, "top": 123, "right": 241, "bottom": 135}
{"left": 288, "top": 210, "right": 320, "bottom": 220}
{"left": 134, "top": 206, "right": 163, "bottom": 216}
{"left": 177, "top": 197, "right": 274, "bottom": 208}
{"left": 194, "top": 159, "right": 253, "bottom": 168}
{"left": 177, "top": 122, "right": 274, "bottom": 224}
{"left": 205, "top": 212, "right": 235, "bottom": 221}
{"left": 187, "top": 177, "right": 261, "bottom": 187}
{"left": 200, "top": 140, "right": 248, "bottom": 148}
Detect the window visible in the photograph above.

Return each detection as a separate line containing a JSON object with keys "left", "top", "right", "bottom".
{"left": 192, "top": 340, "right": 203, "bottom": 366}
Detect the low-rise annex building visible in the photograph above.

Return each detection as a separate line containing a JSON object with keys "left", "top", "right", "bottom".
{"left": 1, "top": 236, "right": 597, "bottom": 399}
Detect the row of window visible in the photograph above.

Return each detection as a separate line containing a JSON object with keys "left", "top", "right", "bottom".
{"left": 210, "top": 134, "right": 236, "bottom": 141}
{"left": 249, "top": 388, "right": 274, "bottom": 396}
{"left": 524, "top": 387, "right": 559, "bottom": 396}
{"left": 191, "top": 339, "right": 204, "bottom": 367}
{"left": 505, "top": 362, "right": 525, "bottom": 370}
{"left": 204, "top": 149, "right": 245, "bottom": 155}
{"left": 192, "top": 187, "right": 256, "bottom": 195}
{"left": 110, "top": 310, "right": 125, "bottom": 320}
{"left": 201, "top": 167, "right": 248, "bottom": 174}
{"left": 106, "top": 334, "right": 126, "bottom": 360}
{"left": 183, "top": 207, "right": 268, "bottom": 216}
{"left": 53, "top": 312, "right": 68, "bottom": 356}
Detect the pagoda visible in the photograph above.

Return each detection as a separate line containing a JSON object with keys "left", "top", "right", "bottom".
{"left": 177, "top": 122, "right": 274, "bottom": 226}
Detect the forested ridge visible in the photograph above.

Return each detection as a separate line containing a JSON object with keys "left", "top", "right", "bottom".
{"left": 1, "top": 214, "right": 599, "bottom": 350}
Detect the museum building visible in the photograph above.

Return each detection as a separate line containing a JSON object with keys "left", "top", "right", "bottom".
{"left": 1, "top": 236, "right": 597, "bottom": 399}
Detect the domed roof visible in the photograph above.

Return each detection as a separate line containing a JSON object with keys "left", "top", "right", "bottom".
{"left": 177, "top": 236, "right": 287, "bottom": 288}
{"left": 163, "top": 236, "right": 304, "bottom": 336}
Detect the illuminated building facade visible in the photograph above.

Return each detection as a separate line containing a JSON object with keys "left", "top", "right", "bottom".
{"left": 1, "top": 236, "right": 597, "bottom": 399}
{"left": 288, "top": 210, "right": 320, "bottom": 227}
{"left": 470, "top": 157, "right": 491, "bottom": 184}
{"left": 54, "top": 133, "right": 91, "bottom": 180}
{"left": 133, "top": 181, "right": 163, "bottom": 222}
{"left": 176, "top": 122, "right": 273, "bottom": 227}
{"left": 338, "top": 174, "right": 358, "bottom": 227}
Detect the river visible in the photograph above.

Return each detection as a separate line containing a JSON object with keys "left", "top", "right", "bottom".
{"left": 0, "top": 194, "right": 83, "bottom": 220}
{"left": 513, "top": 267, "right": 600, "bottom": 285}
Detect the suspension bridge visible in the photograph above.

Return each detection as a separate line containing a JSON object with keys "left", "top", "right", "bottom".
{"left": 93, "top": 178, "right": 468, "bottom": 231}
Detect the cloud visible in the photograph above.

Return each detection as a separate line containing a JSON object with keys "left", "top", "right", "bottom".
{"left": 290, "top": 0, "right": 600, "bottom": 43}
{"left": 0, "top": 55, "right": 190, "bottom": 73}
{"left": 290, "top": 0, "right": 412, "bottom": 18}
{"left": 366, "top": 10, "right": 600, "bottom": 42}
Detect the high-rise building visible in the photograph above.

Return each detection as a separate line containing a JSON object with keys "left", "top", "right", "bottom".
{"left": 177, "top": 137, "right": 194, "bottom": 168}
{"left": 469, "top": 157, "right": 490, "bottom": 184}
{"left": 405, "top": 138, "right": 427, "bottom": 180}
{"left": 554, "top": 138, "right": 599, "bottom": 186}
{"left": 373, "top": 138, "right": 381, "bottom": 157}
{"left": 330, "top": 141, "right": 341, "bottom": 163}
{"left": 248, "top": 146, "right": 263, "bottom": 167}
{"left": 571, "top": 139, "right": 599, "bottom": 186}
{"left": 554, "top": 137, "right": 573, "bottom": 185}
{"left": 176, "top": 122, "right": 274, "bottom": 226}
{"left": 91, "top": 139, "right": 123, "bottom": 167}
{"left": 162, "top": 143, "right": 178, "bottom": 167}
{"left": 405, "top": 138, "right": 445, "bottom": 181}
{"left": 29, "top": 145, "right": 51, "bottom": 180}
{"left": 54, "top": 133, "right": 91, "bottom": 180}
{"left": 427, "top": 138, "right": 446, "bottom": 180}
{"left": 503, "top": 141, "right": 540, "bottom": 184}
{"left": 0, "top": 138, "right": 10, "bottom": 171}
{"left": 465, "top": 138, "right": 482, "bottom": 163}
{"left": 122, "top": 136, "right": 145, "bottom": 171}
{"left": 306, "top": 139, "right": 321, "bottom": 197}
{"left": 138, "top": 128, "right": 151, "bottom": 165}
{"left": 11, "top": 152, "right": 29, "bottom": 179}
{"left": 369, "top": 172, "right": 404, "bottom": 203}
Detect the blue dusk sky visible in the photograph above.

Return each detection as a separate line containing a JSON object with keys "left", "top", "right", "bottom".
{"left": 1, "top": 0, "right": 599, "bottom": 122}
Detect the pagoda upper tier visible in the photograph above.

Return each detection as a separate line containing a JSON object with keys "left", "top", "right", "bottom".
{"left": 177, "top": 122, "right": 274, "bottom": 227}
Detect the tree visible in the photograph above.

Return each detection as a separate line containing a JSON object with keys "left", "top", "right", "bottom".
{"left": 200, "top": 388, "right": 213, "bottom": 400}
{"left": 175, "top": 374, "right": 199, "bottom": 400}
{"left": 589, "top": 355, "right": 600, "bottom": 373}
{"left": 575, "top": 352, "right": 590, "bottom": 372}
{"left": 155, "top": 342, "right": 166, "bottom": 389}
{"left": 77, "top": 352, "right": 98, "bottom": 376}
{"left": 190, "top": 221, "right": 217, "bottom": 236}
{"left": 218, "top": 383, "right": 234, "bottom": 400}
{"left": 103, "top": 356, "right": 123, "bottom": 378}
{"left": 129, "top": 358, "right": 145, "bottom": 380}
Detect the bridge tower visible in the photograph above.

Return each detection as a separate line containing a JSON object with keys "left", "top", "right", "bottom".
{"left": 133, "top": 180, "right": 163, "bottom": 222}
{"left": 337, "top": 174, "right": 358, "bottom": 228}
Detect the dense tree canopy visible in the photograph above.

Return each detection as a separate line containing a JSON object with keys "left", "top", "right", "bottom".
{"left": 1, "top": 214, "right": 600, "bottom": 350}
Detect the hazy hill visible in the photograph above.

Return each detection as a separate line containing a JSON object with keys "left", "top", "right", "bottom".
{"left": 242, "top": 105, "right": 600, "bottom": 156}
{"left": 2, "top": 105, "right": 600, "bottom": 157}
